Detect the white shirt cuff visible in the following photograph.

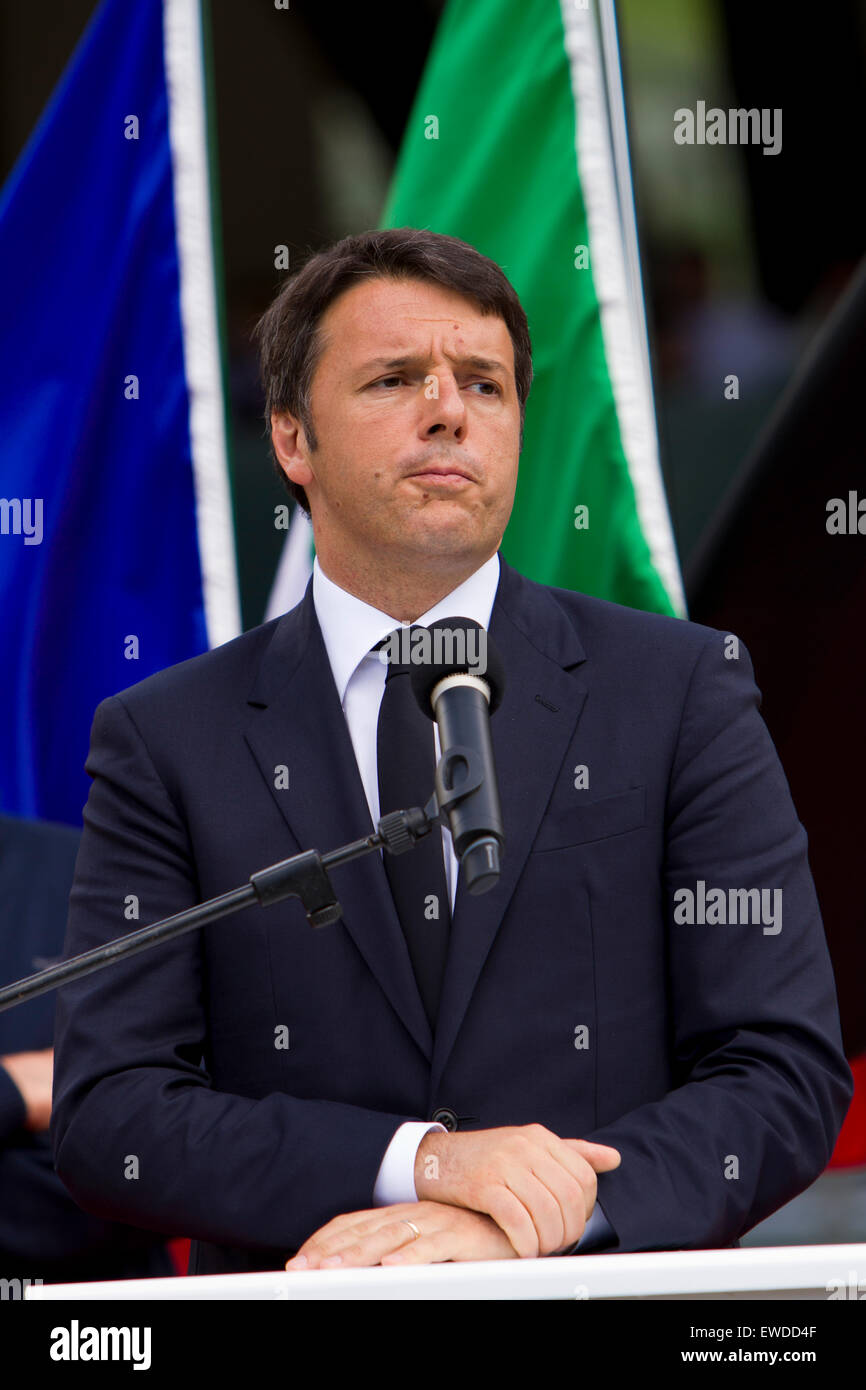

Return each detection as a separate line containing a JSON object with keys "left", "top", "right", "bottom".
{"left": 373, "top": 1121, "right": 447, "bottom": 1206}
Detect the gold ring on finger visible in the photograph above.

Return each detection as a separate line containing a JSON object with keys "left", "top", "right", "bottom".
{"left": 401, "top": 1219, "right": 421, "bottom": 1240}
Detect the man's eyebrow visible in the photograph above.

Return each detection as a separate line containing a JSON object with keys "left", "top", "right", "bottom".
{"left": 356, "top": 353, "right": 510, "bottom": 376}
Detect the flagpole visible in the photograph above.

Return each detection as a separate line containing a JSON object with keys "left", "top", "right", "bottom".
{"left": 563, "top": 0, "right": 687, "bottom": 615}
{"left": 595, "top": 0, "right": 656, "bottom": 435}
{"left": 164, "top": 0, "right": 243, "bottom": 647}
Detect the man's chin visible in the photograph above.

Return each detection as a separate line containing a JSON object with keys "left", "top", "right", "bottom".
{"left": 392, "top": 507, "right": 494, "bottom": 557}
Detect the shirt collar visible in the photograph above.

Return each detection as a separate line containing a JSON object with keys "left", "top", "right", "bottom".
{"left": 313, "top": 552, "right": 502, "bottom": 705}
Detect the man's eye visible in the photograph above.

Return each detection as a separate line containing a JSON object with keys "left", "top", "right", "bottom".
{"left": 372, "top": 376, "right": 499, "bottom": 393}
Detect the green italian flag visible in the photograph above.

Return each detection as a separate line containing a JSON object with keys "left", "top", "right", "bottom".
{"left": 380, "top": 0, "right": 685, "bottom": 617}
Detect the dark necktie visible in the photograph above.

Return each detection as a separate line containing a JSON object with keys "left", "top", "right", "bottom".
{"left": 376, "top": 628, "right": 451, "bottom": 1028}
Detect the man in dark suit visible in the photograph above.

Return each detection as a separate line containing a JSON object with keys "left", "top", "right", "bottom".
{"left": 51, "top": 228, "right": 853, "bottom": 1276}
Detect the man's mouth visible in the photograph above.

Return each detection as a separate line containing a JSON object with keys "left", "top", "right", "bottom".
{"left": 407, "top": 465, "right": 475, "bottom": 487}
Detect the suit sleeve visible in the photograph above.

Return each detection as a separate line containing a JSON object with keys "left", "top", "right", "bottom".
{"left": 50, "top": 694, "right": 418, "bottom": 1255}
{"left": 561, "top": 1200, "right": 614, "bottom": 1255}
{"left": 579, "top": 632, "right": 854, "bottom": 1251}
{"left": 0, "top": 1132, "right": 172, "bottom": 1268}
{"left": 0, "top": 1064, "right": 27, "bottom": 1141}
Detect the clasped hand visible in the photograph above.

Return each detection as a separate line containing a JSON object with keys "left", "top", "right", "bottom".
{"left": 285, "top": 1125, "right": 620, "bottom": 1269}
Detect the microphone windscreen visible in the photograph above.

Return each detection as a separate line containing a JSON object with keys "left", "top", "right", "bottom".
{"left": 408, "top": 617, "right": 505, "bottom": 717}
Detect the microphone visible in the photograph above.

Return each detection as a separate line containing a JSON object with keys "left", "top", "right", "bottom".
{"left": 409, "top": 617, "right": 505, "bottom": 895}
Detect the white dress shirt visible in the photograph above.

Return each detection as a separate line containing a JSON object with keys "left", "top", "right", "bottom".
{"left": 312, "top": 552, "right": 611, "bottom": 1254}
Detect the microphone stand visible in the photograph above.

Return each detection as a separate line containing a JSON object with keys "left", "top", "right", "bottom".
{"left": 0, "top": 803, "right": 440, "bottom": 1016}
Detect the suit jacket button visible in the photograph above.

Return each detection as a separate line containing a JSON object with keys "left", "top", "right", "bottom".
{"left": 431, "top": 1107, "right": 459, "bottom": 1131}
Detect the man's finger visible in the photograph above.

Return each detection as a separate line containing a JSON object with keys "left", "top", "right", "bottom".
{"left": 316, "top": 1219, "right": 422, "bottom": 1269}
{"left": 380, "top": 1230, "right": 466, "bottom": 1266}
{"left": 492, "top": 1136, "right": 616, "bottom": 1251}
{"left": 492, "top": 1165, "right": 572, "bottom": 1254}
{"left": 286, "top": 1212, "right": 421, "bottom": 1269}
{"left": 562, "top": 1139, "right": 622, "bottom": 1170}
{"left": 381, "top": 1215, "right": 519, "bottom": 1266}
{"left": 483, "top": 1182, "right": 545, "bottom": 1258}
{"left": 508, "top": 1151, "right": 596, "bottom": 1250}
{"left": 286, "top": 1213, "right": 375, "bottom": 1265}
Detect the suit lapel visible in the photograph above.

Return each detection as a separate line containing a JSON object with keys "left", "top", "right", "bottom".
{"left": 243, "top": 583, "right": 434, "bottom": 1061}
{"left": 430, "top": 560, "right": 589, "bottom": 1094}
{"left": 242, "top": 561, "right": 589, "bottom": 1082}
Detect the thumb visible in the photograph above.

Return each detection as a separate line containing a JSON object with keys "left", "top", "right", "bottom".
{"left": 565, "top": 1139, "right": 622, "bottom": 1171}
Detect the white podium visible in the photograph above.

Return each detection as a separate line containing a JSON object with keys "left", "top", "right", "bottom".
{"left": 25, "top": 1243, "right": 866, "bottom": 1300}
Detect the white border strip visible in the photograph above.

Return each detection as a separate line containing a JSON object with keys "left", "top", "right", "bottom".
{"left": 26, "top": 1242, "right": 866, "bottom": 1300}
{"left": 559, "top": 0, "right": 686, "bottom": 617}
{"left": 163, "top": 0, "right": 242, "bottom": 646}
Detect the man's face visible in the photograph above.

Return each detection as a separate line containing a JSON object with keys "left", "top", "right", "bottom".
{"left": 271, "top": 276, "right": 522, "bottom": 573}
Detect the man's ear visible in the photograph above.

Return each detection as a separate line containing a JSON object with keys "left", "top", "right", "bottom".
{"left": 271, "top": 411, "right": 314, "bottom": 492}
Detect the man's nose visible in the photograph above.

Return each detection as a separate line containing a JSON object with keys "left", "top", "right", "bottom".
{"left": 420, "top": 370, "right": 466, "bottom": 433}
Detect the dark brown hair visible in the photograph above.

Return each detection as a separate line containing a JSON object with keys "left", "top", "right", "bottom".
{"left": 251, "top": 227, "right": 533, "bottom": 513}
